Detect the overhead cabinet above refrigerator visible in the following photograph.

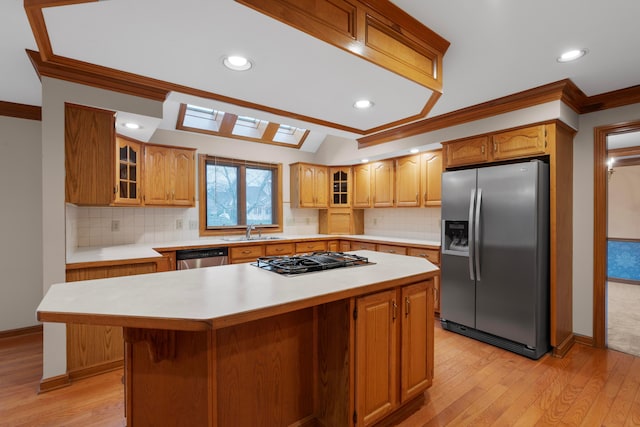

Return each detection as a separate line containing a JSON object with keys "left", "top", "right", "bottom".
{"left": 440, "top": 160, "right": 550, "bottom": 359}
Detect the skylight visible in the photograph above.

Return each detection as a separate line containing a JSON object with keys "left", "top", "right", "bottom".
{"left": 177, "top": 104, "right": 309, "bottom": 148}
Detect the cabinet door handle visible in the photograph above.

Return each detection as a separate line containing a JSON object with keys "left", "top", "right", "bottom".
{"left": 416, "top": 194, "right": 419, "bottom": 202}
{"left": 388, "top": 249, "right": 396, "bottom": 253}
{"left": 405, "top": 296, "right": 410, "bottom": 317}
{"left": 114, "top": 186, "right": 118, "bottom": 194}
{"left": 392, "top": 300, "right": 398, "bottom": 321}
{"left": 493, "top": 142, "right": 497, "bottom": 152}
{"left": 481, "top": 145, "right": 485, "bottom": 154}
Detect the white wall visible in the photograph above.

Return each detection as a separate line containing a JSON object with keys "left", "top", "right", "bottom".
{"left": 572, "top": 103, "right": 640, "bottom": 337}
{"left": 608, "top": 165, "right": 640, "bottom": 239}
{"left": 0, "top": 116, "right": 42, "bottom": 331}
{"left": 40, "top": 77, "right": 164, "bottom": 379}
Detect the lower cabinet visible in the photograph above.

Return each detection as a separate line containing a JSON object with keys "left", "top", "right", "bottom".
{"left": 354, "top": 281, "right": 433, "bottom": 426}
{"left": 65, "top": 258, "right": 169, "bottom": 379}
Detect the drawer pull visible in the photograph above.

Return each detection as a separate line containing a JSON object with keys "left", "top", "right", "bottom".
{"left": 242, "top": 250, "right": 251, "bottom": 254}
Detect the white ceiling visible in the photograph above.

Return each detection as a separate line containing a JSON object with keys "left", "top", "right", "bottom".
{"left": 3, "top": 0, "right": 640, "bottom": 150}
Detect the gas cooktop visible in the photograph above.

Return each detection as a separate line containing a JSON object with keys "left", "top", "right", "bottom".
{"left": 252, "top": 251, "right": 374, "bottom": 275}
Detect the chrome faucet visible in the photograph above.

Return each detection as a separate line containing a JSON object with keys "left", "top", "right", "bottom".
{"left": 245, "top": 224, "right": 256, "bottom": 240}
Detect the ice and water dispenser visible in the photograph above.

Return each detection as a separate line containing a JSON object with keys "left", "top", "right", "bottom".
{"left": 442, "top": 220, "right": 469, "bottom": 256}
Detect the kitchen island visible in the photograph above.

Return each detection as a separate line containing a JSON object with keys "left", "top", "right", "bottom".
{"left": 37, "top": 251, "right": 438, "bottom": 426}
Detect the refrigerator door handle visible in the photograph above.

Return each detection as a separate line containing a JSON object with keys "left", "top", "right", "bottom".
{"left": 474, "top": 188, "right": 482, "bottom": 281}
{"left": 468, "top": 189, "right": 476, "bottom": 280}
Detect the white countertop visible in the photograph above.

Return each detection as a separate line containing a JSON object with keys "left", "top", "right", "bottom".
{"left": 66, "top": 234, "right": 441, "bottom": 264}
{"left": 40, "top": 251, "right": 439, "bottom": 330}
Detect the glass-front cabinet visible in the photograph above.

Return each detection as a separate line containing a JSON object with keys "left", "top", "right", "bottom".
{"left": 330, "top": 167, "right": 351, "bottom": 207}
{"left": 114, "top": 135, "right": 143, "bottom": 205}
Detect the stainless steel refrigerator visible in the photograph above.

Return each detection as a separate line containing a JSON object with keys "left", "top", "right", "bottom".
{"left": 440, "top": 160, "right": 549, "bottom": 359}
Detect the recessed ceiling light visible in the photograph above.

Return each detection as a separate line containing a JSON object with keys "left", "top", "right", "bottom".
{"left": 361, "top": 158, "right": 369, "bottom": 163}
{"left": 557, "top": 49, "right": 587, "bottom": 63}
{"left": 123, "top": 122, "right": 141, "bottom": 130}
{"left": 410, "top": 148, "right": 419, "bottom": 154}
{"left": 223, "top": 55, "right": 252, "bottom": 71}
{"left": 354, "top": 99, "right": 374, "bottom": 109}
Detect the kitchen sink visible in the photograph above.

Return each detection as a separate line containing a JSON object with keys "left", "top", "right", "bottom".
{"left": 222, "top": 236, "right": 282, "bottom": 242}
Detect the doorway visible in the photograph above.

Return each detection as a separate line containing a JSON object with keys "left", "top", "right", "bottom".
{"left": 593, "top": 121, "right": 640, "bottom": 349}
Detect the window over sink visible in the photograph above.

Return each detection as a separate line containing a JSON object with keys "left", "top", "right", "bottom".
{"left": 199, "top": 155, "right": 283, "bottom": 236}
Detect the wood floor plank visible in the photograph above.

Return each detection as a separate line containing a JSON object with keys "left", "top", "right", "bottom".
{"left": 2, "top": 324, "right": 640, "bottom": 427}
{"left": 579, "top": 351, "right": 635, "bottom": 426}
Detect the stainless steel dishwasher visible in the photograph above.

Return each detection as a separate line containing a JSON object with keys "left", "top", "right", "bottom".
{"left": 175, "top": 247, "right": 229, "bottom": 270}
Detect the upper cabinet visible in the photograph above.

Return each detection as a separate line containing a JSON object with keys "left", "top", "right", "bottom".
{"left": 65, "top": 103, "right": 196, "bottom": 207}
{"left": 329, "top": 167, "right": 351, "bottom": 207}
{"left": 65, "top": 103, "right": 115, "bottom": 206}
{"left": 421, "top": 150, "right": 442, "bottom": 206}
{"left": 144, "top": 144, "right": 196, "bottom": 207}
{"left": 371, "top": 160, "right": 394, "bottom": 207}
{"left": 353, "top": 163, "right": 372, "bottom": 208}
{"left": 395, "top": 155, "right": 421, "bottom": 207}
{"left": 442, "top": 124, "right": 549, "bottom": 169}
{"left": 114, "top": 135, "right": 143, "bottom": 206}
{"left": 290, "top": 163, "right": 329, "bottom": 208}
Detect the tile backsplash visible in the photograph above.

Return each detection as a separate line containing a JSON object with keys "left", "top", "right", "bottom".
{"left": 65, "top": 204, "right": 441, "bottom": 255}
{"left": 65, "top": 202, "right": 319, "bottom": 250}
{"left": 363, "top": 207, "right": 441, "bottom": 241}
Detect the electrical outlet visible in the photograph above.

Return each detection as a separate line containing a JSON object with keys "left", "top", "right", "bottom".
{"left": 189, "top": 220, "right": 198, "bottom": 230}
{"left": 176, "top": 219, "right": 183, "bottom": 230}
{"left": 373, "top": 218, "right": 378, "bottom": 225}
{"left": 305, "top": 217, "right": 311, "bottom": 225}
{"left": 111, "top": 219, "right": 120, "bottom": 232}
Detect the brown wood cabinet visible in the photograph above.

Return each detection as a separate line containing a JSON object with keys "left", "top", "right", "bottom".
{"left": 442, "top": 124, "right": 549, "bottom": 169}
{"left": 230, "top": 245, "right": 265, "bottom": 264}
{"left": 421, "top": 150, "right": 442, "bottom": 206}
{"left": 114, "top": 135, "right": 143, "bottom": 206}
{"left": 290, "top": 163, "right": 329, "bottom": 208}
{"left": 295, "top": 240, "right": 328, "bottom": 254}
{"left": 65, "top": 103, "right": 196, "bottom": 207}
{"left": 395, "top": 155, "right": 421, "bottom": 207}
{"left": 355, "top": 281, "right": 433, "bottom": 426}
{"left": 329, "top": 166, "right": 351, "bottom": 207}
{"left": 319, "top": 208, "right": 364, "bottom": 235}
{"left": 64, "top": 257, "right": 169, "bottom": 379}
{"left": 372, "top": 159, "right": 395, "bottom": 207}
{"left": 144, "top": 144, "right": 196, "bottom": 207}
{"left": 65, "top": 103, "right": 115, "bottom": 206}
{"left": 353, "top": 163, "right": 372, "bottom": 208}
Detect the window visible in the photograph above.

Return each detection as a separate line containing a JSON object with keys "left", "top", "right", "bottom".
{"left": 199, "top": 155, "right": 282, "bottom": 235}
{"left": 178, "top": 104, "right": 310, "bottom": 148}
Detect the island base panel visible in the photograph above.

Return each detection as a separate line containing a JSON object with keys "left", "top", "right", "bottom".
{"left": 124, "top": 308, "right": 317, "bottom": 426}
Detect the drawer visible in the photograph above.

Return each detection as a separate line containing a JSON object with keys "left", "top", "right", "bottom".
{"left": 265, "top": 243, "right": 295, "bottom": 256}
{"left": 408, "top": 247, "right": 440, "bottom": 264}
{"left": 295, "top": 241, "right": 327, "bottom": 254}
{"left": 376, "top": 244, "right": 407, "bottom": 255}
{"left": 350, "top": 241, "right": 376, "bottom": 251}
{"left": 230, "top": 245, "right": 265, "bottom": 263}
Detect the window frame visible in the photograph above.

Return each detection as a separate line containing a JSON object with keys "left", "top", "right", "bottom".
{"left": 198, "top": 154, "right": 283, "bottom": 236}
{"left": 177, "top": 103, "right": 310, "bottom": 149}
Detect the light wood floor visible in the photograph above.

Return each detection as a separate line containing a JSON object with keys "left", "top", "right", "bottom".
{"left": 1, "top": 325, "right": 639, "bottom": 427}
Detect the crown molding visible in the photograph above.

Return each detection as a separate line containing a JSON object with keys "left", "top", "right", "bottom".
{"left": 0, "top": 100, "right": 42, "bottom": 121}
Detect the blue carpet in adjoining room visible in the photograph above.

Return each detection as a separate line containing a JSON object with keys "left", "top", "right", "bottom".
{"left": 608, "top": 240, "right": 640, "bottom": 281}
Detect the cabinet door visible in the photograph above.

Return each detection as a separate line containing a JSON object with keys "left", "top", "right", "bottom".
{"left": 171, "top": 148, "right": 195, "bottom": 206}
{"left": 64, "top": 103, "right": 115, "bottom": 206}
{"left": 144, "top": 145, "right": 171, "bottom": 205}
{"left": 395, "top": 155, "right": 420, "bottom": 207}
{"left": 355, "top": 290, "right": 398, "bottom": 426}
{"left": 314, "top": 166, "right": 329, "bottom": 207}
{"left": 491, "top": 125, "right": 547, "bottom": 161}
{"left": 114, "top": 136, "right": 143, "bottom": 206}
{"left": 372, "top": 160, "right": 394, "bottom": 207}
{"left": 353, "top": 163, "right": 372, "bottom": 208}
{"left": 298, "top": 164, "right": 317, "bottom": 207}
{"left": 443, "top": 136, "right": 490, "bottom": 168}
{"left": 330, "top": 167, "right": 351, "bottom": 207}
{"left": 400, "top": 281, "right": 433, "bottom": 402}
{"left": 422, "top": 150, "right": 442, "bottom": 206}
